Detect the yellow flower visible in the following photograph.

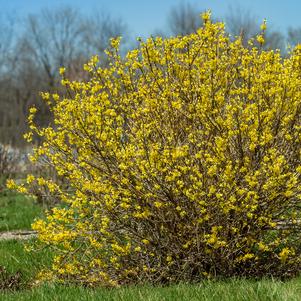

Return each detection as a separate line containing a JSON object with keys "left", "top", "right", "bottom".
{"left": 260, "top": 19, "right": 267, "bottom": 31}
{"left": 134, "top": 246, "right": 141, "bottom": 252}
{"left": 59, "top": 67, "right": 65, "bottom": 75}
{"left": 256, "top": 35, "right": 265, "bottom": 44}
{"left": 154, "top": 201, "right": 163, "bottom": 208}
{"left": 29, "top": 107, "right": 37, "bottom": 114}
{"left": 279, "top": 248, "right": 293, "bottom": 263}
{"left": 142, "top": 239, "right": 150, "bottom": 245}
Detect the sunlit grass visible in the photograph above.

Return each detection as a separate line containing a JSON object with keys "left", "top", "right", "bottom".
{"left": 0, "top": 239, "right": 52, "bottom": 286}
{"left": 0, "top": 191, "right": 43, "bottom": 231}
{"left": 1, "top": 195, "right": 301, "bottom": 300}
{"left": 1, "top": 277, "right": 301, "bottom": 301}
{"left": 1, "top": 240, "right": 301, "bottom": 301}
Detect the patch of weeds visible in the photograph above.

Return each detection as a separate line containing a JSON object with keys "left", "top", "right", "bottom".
{"left": 0, "top": 265, "right": 23, "bottom": 291}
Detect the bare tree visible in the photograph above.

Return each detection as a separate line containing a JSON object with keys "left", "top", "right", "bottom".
{"left": 0, "top": 6, "right": 129, "bottom": 147}
{"left": 264, "top": 30, "right": 285, "bottom": 51}
{"left": 167, "top": 2, "right": 204, "bottom": 36}
{"left": 21, "top": 7, "right": 83, "bottom": 87}
{"left": 225, "top": 7, "right": 258, "bottom": 45}
{"left": 81, "top": 12, "right": 128, "bottom": 56}
{"left": 0, "top": 15, "right": 16, "bottom": 74}
{"left": 287, "top": 27, "right": 301, "bottom": 49}
{"left": 0, "top": 14, "right": 21, "bottom": 145}
{"left": 225, "top": 6, "right": 284, "bottom": 51}
{"left": 21, "top": 7, "right": 128, "bottom": 85}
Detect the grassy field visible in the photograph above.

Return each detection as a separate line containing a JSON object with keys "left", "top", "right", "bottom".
{"left": 1, "top": 234, "right": 301, "bottom": 300}
{"left": 0, "top": 191, "right": 43, "bottom": 231}
{"left": 0, "top": 239, "right": 52, "bottom": 285}
{"left": 1, "top": 193, "right": 301, "bottom": 300}
{"left": 0, "top": 238, "right": 300, "bottom": 301}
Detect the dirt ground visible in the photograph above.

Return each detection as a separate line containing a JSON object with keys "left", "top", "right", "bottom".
{"left": 0, "top": 230, "right": 37, "bottom": 241}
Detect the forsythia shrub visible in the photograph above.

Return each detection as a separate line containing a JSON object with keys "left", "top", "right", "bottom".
{"left": 8, "top": 12, "right": 301, "bottom": 285}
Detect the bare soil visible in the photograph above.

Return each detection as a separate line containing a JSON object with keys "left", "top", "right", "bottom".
{"left": 0, "top": 230, "right": 37, "bottom": 241}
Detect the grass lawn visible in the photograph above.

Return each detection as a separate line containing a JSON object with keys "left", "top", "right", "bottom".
{"left": 1, "top": 193, "right": 301, "bottom": 300}
{"left": 2, "top": 275, "right": 301, "bottom": 301}
{"left": 0, "top": 239, "right": 301, "bottom": 300}
{"left": 0, "top": 191, "right": 43, "bottom": 231}
{"left": 0, "top": 239, "right": 52, "bottom": 285}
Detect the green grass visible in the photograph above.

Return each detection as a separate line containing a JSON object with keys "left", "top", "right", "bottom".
{"left": 1, "top": 277, "right": 301, "bottom": 301}
{"left": 0, "top": 239, "right": 52, "bottom": 285}
{"left": 1, "top": 194, "right": 301, "bottom": 300}
{"left": 1, "top": 240, "right": 301, "bottom": 301}
{"left": 0, "top": 191, "right": 43, "bottom": 231}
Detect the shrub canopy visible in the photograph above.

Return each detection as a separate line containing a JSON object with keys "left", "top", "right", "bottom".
{"left": 9, "top": 13, "right": 301, "bottom": 285}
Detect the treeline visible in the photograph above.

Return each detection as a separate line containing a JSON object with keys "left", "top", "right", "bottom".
{"left": 1, "top": 4, "right": 301, "bottom": 147}
{"left": 0, "top": 7, "right": 126, "bottom": 146}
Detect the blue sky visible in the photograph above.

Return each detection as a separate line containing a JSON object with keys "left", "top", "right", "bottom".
{"left": 2, "top": 0, "right": 301, "bottom": 38}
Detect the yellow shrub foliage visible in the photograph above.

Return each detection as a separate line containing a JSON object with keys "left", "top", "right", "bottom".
{"left": 9, "top": 12, "right": 301, "bottom": 284}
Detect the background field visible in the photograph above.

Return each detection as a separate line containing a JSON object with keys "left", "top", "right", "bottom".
{"left": 0, "top": 192, "right": 43, "bottom": 231}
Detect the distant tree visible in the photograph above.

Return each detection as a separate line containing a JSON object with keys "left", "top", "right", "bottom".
{"left": 0, "top": 14, "right": 16, "bottom": 74}
{"left": 264, "top": 30, "right": 285, "bottom": 51}
{"left": 0, "top": 14, "right": 20, "bottom": 145}
{"left": 0, "top": 6, "right": 128, "bottom": 147}
{"left": 167, "top": 2, "right": 203, "bottom": 36}
{"left": 287, "top": 27, "right": 301, "bottom": 48}
{"left": 225, "top": 7, "right": 258, "bottom": 45}
{"left": 225, "top": 6, "right": 284, "bottom": 51}
{"left": 165, "top": 4, "right": 284, "bottom": 51}
{"left": 81, "top": 12, "right": 128, "bottom": 57}
{"left": 21, "top": 7, "right": 83, "bottom": 88}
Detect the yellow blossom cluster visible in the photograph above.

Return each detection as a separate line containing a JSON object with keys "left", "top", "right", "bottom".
{"left": 10, "top": 12, "right": 301, "bottom": 284}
